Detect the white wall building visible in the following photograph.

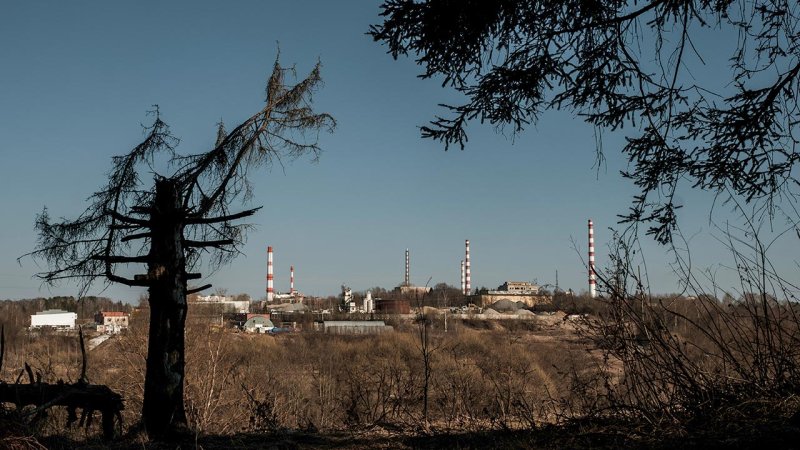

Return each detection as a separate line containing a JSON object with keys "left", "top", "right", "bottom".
{"left": 363, "top": 291, "right": 375, "bottom": 314}
{"left": 195, "top": 294, "right": 250, "bottom": 313}
{"left": 30, "top": 309, "right": 77, "bottom": 330}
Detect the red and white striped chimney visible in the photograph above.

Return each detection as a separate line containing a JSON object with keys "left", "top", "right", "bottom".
{"left": 405, "top": 248, "right": 410, "bottom": 286}
{"left": 460, "top": 260, "right": 465, "bottom": 295}
{"left": 267, "top": 246, "right": 274, "bottom": 302}
{"left": 465, "top": 239, "right": 471, "bottom": 295}
{"left": 588, "top": 220, "right": 596, "bottom": 298}
{"left": 290, "top": 265, "right": 294, "bottom": 295}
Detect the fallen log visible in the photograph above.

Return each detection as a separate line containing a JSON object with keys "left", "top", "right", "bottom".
{"left": 0, "top": 381, "right": 123, "bottom": 440}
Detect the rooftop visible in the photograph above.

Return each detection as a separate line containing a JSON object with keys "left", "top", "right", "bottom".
{"left": 324, "top": 321, "right": 387, "bottom": 327}
{"left": 35, "top": 309, "right": 73, "bottom": 315}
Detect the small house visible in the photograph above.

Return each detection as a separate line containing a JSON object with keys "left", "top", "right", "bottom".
{"left": 94, "top": 311, "right": 130, "bottom": 334}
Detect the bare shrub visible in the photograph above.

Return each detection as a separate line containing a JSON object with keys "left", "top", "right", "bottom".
{"left": 430, "top": 331, "right": 488, "bottom": 430}
{"left": 578, "top": 228, "right": 800, "bottom": 435}
{"left": 341, "top": 334, "right": 418, "bottom": 429}
{"left": 20, "top": 304, "right": 602, "bottom": 439}
{"left": 184, "top": 325, "right": 245, "bottom": 434}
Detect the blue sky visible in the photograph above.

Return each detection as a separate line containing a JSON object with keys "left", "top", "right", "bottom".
{"left": 1, "top": 1, "right": 796, "bottom": 303}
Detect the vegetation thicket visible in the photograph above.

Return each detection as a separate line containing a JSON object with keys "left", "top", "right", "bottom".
{"left": 4, "top": 285, "right": 800, "bottom": 448}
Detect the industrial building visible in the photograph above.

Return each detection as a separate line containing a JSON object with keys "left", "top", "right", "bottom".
{"left": 341, "top": 286, "right": 357, "bottom": 313}
{"left": 320, "top": 320, "right": 393, "bottom": 335}
{"left": 473, "top": 281, "right": 549, "bottom": 308}
{"left": 195, "top": 294, "right": 250, "bottom": 313}
{"left": 253, "top": 222, "right": 597, "bottom": 316}
{"left": 267, "top": 302, "right": 309, "bottom": 314}
{"left": 393, "top": 248, "right": 432, "bottom": 296}
{"left": 30, "top": 309, "right": 77, "bottom": 330}
{"left": 363, "top": 291, "right": 375, "bottom": 314}
{"left": 338, "top": 288, "right": 378, "bottom": 313}
{"left": 243, "top": 314, "right": 275, "bottom": 333}
{"left": 266, "top": 246, "right": 304, "bottom": 303}
{"left": 496, "top": 281, "right": 541, "bottom": 294}
{"left": 375, "top": 299, "right": 410, "bottom": 314}
{"left": 394, "top": 285, "right": 432, "bottom": 296}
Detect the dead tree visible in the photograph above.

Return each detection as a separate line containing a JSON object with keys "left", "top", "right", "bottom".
{"left": 23, "top": 58, "right": 335, "bottom": 438}
{"left": 0, "top": 327, "right": 124, "bottom": 440}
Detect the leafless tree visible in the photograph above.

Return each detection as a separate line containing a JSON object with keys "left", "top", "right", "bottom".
{"left": 574, "top": 221, "right": 800, "bottom": 433}
{"left": 23, "top": 57, "right": 335, "bottom": 438}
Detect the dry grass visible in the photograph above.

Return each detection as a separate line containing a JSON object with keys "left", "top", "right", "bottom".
{"left": 73, "top": 312, "right": 597, "bottom": 439}
{"left": 6, "top": 296, "right": 800, "bottom": 448}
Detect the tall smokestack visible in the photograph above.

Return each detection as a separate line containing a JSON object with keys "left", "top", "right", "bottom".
{"left": 405, "top": 248, "right": 410, "bottom": 286}
{"left": 460, "top": 260, "right": 465, "bottom": 295}
{"left": 589, "top": 220, "right": 596, "bottom": 298}
{"left": 267, "top": 246, "right": 274, "bottom": 302}
{"left": 465, "top": 239, "right": 471, "bottom": 295}
{"left": 290, "top": 265, "right": 294, "bottom": 295}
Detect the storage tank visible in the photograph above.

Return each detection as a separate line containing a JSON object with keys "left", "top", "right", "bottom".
{"left": 375, "top": 299, "right": 410, "bottom": 314}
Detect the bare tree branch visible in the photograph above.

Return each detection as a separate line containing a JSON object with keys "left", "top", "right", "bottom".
{"left": 187, "top": 284, "right": 213, "bottom": 295}
{"left": 185, "top": 208, "right": 261, "bottom": 225}
{"left": 183, "top": 239, "right": 236, "bottom": 248}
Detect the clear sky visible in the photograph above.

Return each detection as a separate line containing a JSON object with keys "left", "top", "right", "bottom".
{"left": 1, "top": 1, "right": 796, "bottom": 303}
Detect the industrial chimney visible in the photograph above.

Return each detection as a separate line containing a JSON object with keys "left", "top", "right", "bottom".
{"left": 290, "top": 265, "right": 295, "bottom": 295}
{"left": 465, "top": 239, "right": 471, "bottom": 295}
{"left": 460, "top": 260, "right": 465, "bottom": 295}
{"left": 588, "top": 220, "right": 596, "bottom": 298}
{"left": 267, "top": 246, "right": 274, "bottom": 302}
{"left": 405, "top": 248, "right": 410, "bottom": 286}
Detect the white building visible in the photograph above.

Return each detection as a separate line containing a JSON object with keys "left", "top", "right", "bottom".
{"left": 30, "top": 309, "right": 77, "bottom": 330}
{"left": 363, "top": 291, "right": 375, "bottom": 314}
{"left": 321, "top": 320, "right": 392, "bottom": 335}
{"left": 195, "top": 294, "right": 250, "bottom": 313}
{"left": 493, "top": 281, "right": 541, "bottom": 295}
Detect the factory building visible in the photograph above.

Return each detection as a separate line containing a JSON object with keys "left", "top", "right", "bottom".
{"left": 321, "top": 320, "right": 393, "bottom": 335}
{"left": 195, "top": 294, "right": 250, "bottom": 313}
{"left": 266, "top": 246, "right": 304, "bottom": 303}
{"left": 393, "top": 248, "right": 432, "bottom": 296}
{"left": 375, "top": 299, "right": 411, "bottom": 314}
{"left": 394, "top": 285, "right": 432, "bottom": 296}
{"left": 473, "top": 281, "right": 549, "bottom": 308}
{"left": 30, "top": 309, "right": 77, "bottom": 330}
{"left": 497, "top": 281, "right": 541, "bottom": 294}
{"left": 363, "top": 291, "right": 375, "bottom": 314}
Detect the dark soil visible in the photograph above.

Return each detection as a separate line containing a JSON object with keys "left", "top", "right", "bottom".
{"left": 21, "top": 420, "right": 800, "bottom": 450}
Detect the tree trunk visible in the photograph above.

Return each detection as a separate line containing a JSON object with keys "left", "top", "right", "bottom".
{"left": 0, "top": 382, "right": 123, "bottom": 440}
{"left": 141, "top": 178, "right": 189, "bottom": 437}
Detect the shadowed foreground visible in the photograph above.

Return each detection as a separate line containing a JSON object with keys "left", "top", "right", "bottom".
{"left": 28, "top": 420, "right": 800, "bottom": 450}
